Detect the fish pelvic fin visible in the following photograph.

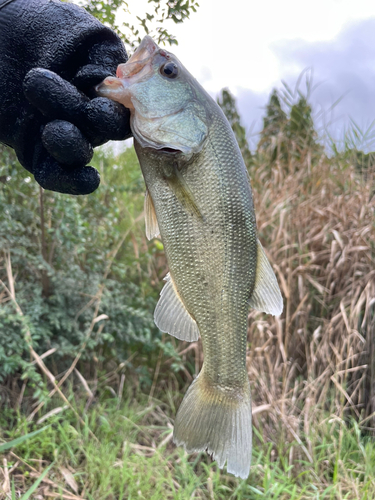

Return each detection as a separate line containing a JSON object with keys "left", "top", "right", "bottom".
{"left": 249, "top": 239, "right": 283, "bottom": 316}
{"left": 173, "top": 370, "right": 252, "bottom": 479}
{"left": 154, "top": 273, "right": 200, "bottom": 342}
{"left": 144, "top": 189, "right": 160, "bottom": 240}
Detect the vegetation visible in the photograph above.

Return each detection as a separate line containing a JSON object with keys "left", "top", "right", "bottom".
{"left": 0, "top": 147, "right": 174, "bottom": 390}
{"left": 1, "top": 4, "right": 375, "bottom": 497}
{"left": 1, "top": 79, "right": 374, "bottom": 498}
{"left": 217, "top": 89, "right": 252, "bottom": 167}
{"left": 77, "top": 0, "right": 199, "bottom": 49}
{"left": 1, "top": 392, "right": 375, "bottom": 499}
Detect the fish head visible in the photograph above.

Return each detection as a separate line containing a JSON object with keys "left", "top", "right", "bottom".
{"left": 96, "top": 36, "right": 209, "bottom": 155}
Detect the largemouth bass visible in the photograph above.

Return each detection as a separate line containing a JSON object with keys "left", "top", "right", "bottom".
{"left": 96, "top": 36, "right": 283, "bottom": 479}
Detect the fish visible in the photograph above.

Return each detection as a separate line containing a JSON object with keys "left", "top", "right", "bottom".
{"left": 96, "top": 36, "right": 283, "bottom": 479}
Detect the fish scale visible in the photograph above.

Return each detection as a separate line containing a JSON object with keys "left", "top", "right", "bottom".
{"left": 136, "top": 107, "right": 256, "bottom": 387}
{"left": 96, "top": 35, "right": 283, "bottom": 479}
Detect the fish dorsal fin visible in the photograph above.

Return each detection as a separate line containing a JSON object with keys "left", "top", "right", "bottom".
{"left": 144, "top": 189, "right": 160, "bottom": 240}
{"left": 249, "top": 239, "right": 283, "bottom": 316}
{"left": 154, "top": 273, "right": 200, "bottom": 342}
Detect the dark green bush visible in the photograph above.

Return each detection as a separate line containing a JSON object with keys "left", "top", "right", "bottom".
{"left": 0, "top": 145, "right": 169, "bottom": 384}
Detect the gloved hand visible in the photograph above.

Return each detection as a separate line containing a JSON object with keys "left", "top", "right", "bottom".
{"left": 0, "top": 0, "right": 131, "bottom": 195}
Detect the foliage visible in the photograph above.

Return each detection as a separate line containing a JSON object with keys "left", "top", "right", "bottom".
{"left": 1, "top": 391, "right": 375, "bottom": 499}
{"left": 217, "top": 81, "right": 320, "bottom": 169}
{"left": 217, "top": 88, "right": 252, "bottom": 168}
{"left": 288, "top": 95, "right": 316, "bottom": 146}
{"left": 257, "top": 74, "right": 322, "bottom": 166}
{"left": 0, "top": 144, "right": 176, "bottom": 390}
{"left": 333, "top": 119, "right": 375, "bottom": 179}
{"left": 257, "top": 89, "right": 288, "bottom": 162}
{"left": 0, "top": 426, "right": 50, "bottom": 454}
{"left": 349, "top": 149, "right": 375, "bottom": 178}
{"left": 78, "top": 0, "right": 199, "bottom": 49}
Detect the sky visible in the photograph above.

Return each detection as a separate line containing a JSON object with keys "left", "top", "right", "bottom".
{"left": 116, "top": 0, "right": 375, "bottom": 151}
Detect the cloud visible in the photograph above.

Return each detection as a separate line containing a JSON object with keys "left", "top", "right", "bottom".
{"left": 271, "top": 18, "right": 375, "bottom": 149}
{"left": 230, "top": 19, "right": 375, "bottom": 151}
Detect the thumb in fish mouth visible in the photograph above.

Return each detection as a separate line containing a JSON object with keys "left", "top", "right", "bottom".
{"left": 95, "top": 76, "right": 126, "bottom": 103}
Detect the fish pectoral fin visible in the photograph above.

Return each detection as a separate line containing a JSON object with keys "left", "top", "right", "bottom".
{"left": 144, "top": 189, "right": 160, "bottom": 240}
{"left": 154, "top": 272, "right": 200, "bottom": 342}
{"left": 169, "top": 168, "right": 204, "bottom": 221}
{"left": 249, "top": 239, "right": 284, "bottom": 316}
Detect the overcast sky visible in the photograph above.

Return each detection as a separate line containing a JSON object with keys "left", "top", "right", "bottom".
{"left": 116, "top": 0, "right": 375, "bottom": 151}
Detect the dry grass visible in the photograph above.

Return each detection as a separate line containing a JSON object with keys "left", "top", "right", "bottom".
{"left": 246, "top": 150, "right": 375, "bottom": 455}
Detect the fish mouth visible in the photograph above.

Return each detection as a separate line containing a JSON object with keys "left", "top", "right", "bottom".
{"left": 116, "top": 36, "right": 158, "bottom": 79}
{"left": 95, "top": 36, "right": 159, "bottom": 107}
{"left": 158, "top": 147, "right": 181, "bottom": 153}
{"left": 95, "top": 76, "right": 124, "bottom": 99}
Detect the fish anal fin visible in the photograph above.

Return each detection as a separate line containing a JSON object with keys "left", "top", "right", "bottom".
{"left": 154, "top": 273, "right": 200, "bottom": 342}
{"left": 145, "top": 189, "right": 160, "bottom": 240}
{"left": 249, "top": 239, "right": 283, "bottom": 316}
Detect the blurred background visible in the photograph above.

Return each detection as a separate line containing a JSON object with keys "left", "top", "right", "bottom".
{"left": 118, "top": 0, "right": 375, "bottom": 151}
{"left": 0, "top": 1, "right": 374, "bottom": 498}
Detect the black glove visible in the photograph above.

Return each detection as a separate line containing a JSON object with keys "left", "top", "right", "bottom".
{"left": 0, "top": 0, "right": 131, "bottom": 195}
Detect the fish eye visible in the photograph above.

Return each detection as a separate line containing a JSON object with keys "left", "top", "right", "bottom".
{"left": 160, "top": 62, "right": 179, "bottom": 79}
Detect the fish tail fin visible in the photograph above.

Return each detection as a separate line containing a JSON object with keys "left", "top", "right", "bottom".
{"left": 173, "top": 369, "right": 252, "bottom": 479}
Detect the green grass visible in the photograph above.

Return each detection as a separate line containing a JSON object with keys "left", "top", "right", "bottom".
{"left": 1, "top": 390, "right": 375, "bottom": 499}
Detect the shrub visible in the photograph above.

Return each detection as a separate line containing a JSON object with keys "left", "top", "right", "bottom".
{"left": 0, "top": 145, "right": 170, "bottom": 387}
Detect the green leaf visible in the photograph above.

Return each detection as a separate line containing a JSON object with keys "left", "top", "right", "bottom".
{"left": 19, "top": 462, "right": 54, "bottom": 500}
{"left": 0, "top": 425, "right": 50, "bottom": 453}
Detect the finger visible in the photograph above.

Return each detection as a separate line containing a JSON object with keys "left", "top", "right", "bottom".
{"left": 34, "top": 160, "right": 100, "bottom": 195}
{"left": 32, "top": 143, "right": 100, "bottom": 195}
{"left": 24, "top": 68, "right": 131, "bottom": 145}
{"left": 72, "top": 38, "right": 128, "bottom": 96}
{"left": 23, "top": 68, "right": 89, "bottom": 123}
{"left": 72, "top": 64, "right": 115, "bottom": 97}
{"left": 42, "top": 120, "right": 93, "bottom": 167}
{"left": 83, "top": 98, "right": 131, "bottom": 146}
